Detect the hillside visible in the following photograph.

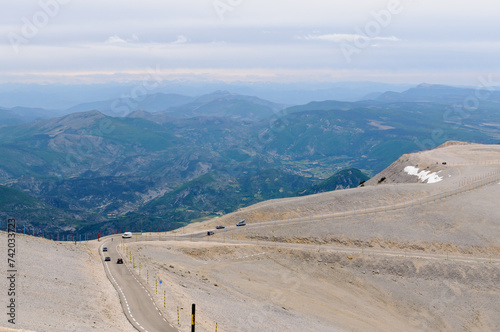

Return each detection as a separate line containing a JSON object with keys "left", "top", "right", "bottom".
{"left": 187, "top": 142, "right": 500, "bottom": 250}
{"left": 168, "top": 142, "right": 500, "bottom": 331}
{"left": 1, "top": 84, "right": 500, "bottom": 237}
{"left": 0, "top": 185, "right": 76, "bottom": 233}
{"left": 0, "top": 232, "right": 135, "bottom": 332}
{"left": 5, "top": 143, "right": 499, "bottom": 331}
{"left": 296, "top": 168, "right": 369, "bottom": 196}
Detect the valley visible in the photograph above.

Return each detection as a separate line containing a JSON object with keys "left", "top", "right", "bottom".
{"left": 1, "top": 85, "right": 499, "bottom": 237}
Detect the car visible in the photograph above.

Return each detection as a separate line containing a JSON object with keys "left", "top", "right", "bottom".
{"left": 117, "top": 258, "right": 123, "bottom": 264}
{"left": 207, "top": 231, "right": 215, "bottom": 236}
{"left": 215, "top": 225, "right": 225, "bottom": 229}
{"left": 103, "top": 247, "right": 108, "bottom": 252}
{"left": 122, "top": 232, "right": 132, "bottom": 238}
{"left": 236, "top": 219, "right": 246, "bottom": 227}
{"left": 104, "top": 257, "right": 111, "bottom": 261}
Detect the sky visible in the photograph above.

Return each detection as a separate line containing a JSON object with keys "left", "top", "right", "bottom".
{"left": 1, "top": 0, "right": 500, "bottom": 85}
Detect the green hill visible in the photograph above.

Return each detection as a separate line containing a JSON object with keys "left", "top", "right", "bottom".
{"left": 0, "top": 185, "right": 78, "bottom": 233}
{"left": 296, "top": 168, "right": 369, "bottom": 196}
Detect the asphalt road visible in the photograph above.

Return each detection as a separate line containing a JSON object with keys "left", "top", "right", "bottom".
{"left": 100, "top": 238, "right": 178, "bottom": 332}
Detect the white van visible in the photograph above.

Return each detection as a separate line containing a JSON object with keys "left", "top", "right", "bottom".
{"left": 122, "top": 232, "right": 132, "bottom": 238}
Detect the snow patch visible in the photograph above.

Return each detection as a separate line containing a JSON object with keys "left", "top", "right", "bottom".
{"left": 404, "top": 166, "right": 443, "bottom": 184}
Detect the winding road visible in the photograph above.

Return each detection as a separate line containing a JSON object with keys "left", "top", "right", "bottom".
{"left": 100, "top": 238, "right": 178, "bottom": 332}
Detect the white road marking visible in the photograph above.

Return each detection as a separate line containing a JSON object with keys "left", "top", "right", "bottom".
{"left": 101, "top": 241, "right": 180, "bottom": 332}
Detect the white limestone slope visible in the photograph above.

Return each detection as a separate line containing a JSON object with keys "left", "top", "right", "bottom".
{"left": 0, "top": 233, "right": 135, "bottom": 332}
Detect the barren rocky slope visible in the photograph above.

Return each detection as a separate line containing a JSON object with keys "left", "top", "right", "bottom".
{"left": 139, "top": 142, "right": 500, "bottom": 331}
{"left": 0, "top": 233, "right": 135, "bottom": 332}
{"left": 184, "top": 143, "right": 500, "bottom": 251}
{"left": 126, "top": 239, "right": 500, "bottom": 332}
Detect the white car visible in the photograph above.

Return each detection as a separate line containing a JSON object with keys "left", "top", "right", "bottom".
{"left": 122, "top": 232, "right": 132, "bottom": 238}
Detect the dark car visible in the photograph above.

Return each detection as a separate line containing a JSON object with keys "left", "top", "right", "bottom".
{"left": 103, "top": 247, "right": 108, "bottom": 252}
{"left": 215, "top": 225, "right": 225, "bottom": 229}
{"left": 236, "top": 220, "right": 246, "bottom": 227}
{"left": 104, "top": 257, "right": 111, "bottom": 261}
{"left": 207, "top": 231, "right": 215, "bottom": 236}
{"left": 117, "top": 258, "right": 123, "bottom": 264}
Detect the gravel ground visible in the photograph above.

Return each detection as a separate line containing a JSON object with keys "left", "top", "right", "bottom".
{"left": 0, "top": 233, "right": 135, "bottom": 332}
{"left": 157, "top": 142, "right": 500, "bottom": 331}
{"left": 125, "top": 240, "right": 500, "bottom": 332}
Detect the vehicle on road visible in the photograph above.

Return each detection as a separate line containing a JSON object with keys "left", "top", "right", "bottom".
{"left": 103, "top": 247, "right": 108, "bottom": 252}
{"left": 122, "top": 232, "right": 132, "bottom": 238}
{"left": 104, "top": 257, "right": 111, "bottom": 261}
{"left": 215, "top": 225, "right": 225, "bottom": 229}
{"left": 117, "top": 258, "right": 123, "bottom": 264}
{"left": 207, "top": 231, "right": 215, "bottom": 236}
{"left": 236, "top": 219, "right": 246, "bottom": 226}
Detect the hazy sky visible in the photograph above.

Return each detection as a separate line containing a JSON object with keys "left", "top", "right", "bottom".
{"left": 1, "top": 0, "right": 499, "bottom": 85}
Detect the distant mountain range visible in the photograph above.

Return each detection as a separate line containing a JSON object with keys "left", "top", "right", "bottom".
{"left": 375, "top": 83, "right": 500, "bottom": 103}
{"left": 0, "top": 106, "right": 63, "bottom": 126}
{"left": 1, "top": 83, "right": 499, "bottom": 236}
{"left": 0, "top": 81, "right": 415, "bottom": 109}
{"left": 0, "top": 90, "right": 285, "bottom": 125}
{"left": 65, "top": 93, "right": 195, "bottom": 116}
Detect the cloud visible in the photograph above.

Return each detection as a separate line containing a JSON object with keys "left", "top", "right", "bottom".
{"left": 172, "top": 35, "right": 188, "bottom": 44}
{"left": 105, "top": 35, "right": 127, "bottom": 44}
{"left": 105, "top": 34, "right": 142, "bottom": 45}
{"left": 105, "top": 34, "right": 186, "bottom": 46}
{"left": 2, "top": 0, "right": 499, "bottom": 85}
{"left": 298, "top": 33, "right": 400, "bottom": 43}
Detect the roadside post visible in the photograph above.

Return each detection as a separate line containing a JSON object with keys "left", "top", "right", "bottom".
{"left": 191, "top": 304, "right": 196, "bottom": 332}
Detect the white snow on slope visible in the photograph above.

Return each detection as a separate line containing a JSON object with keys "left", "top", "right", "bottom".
{"left": 404, "top": 166, "right": 443, "bottom": 184}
